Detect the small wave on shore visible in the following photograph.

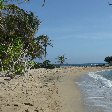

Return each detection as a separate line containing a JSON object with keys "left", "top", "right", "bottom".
{"left": 77, "top": 70, "right": 112, "bottom": 112}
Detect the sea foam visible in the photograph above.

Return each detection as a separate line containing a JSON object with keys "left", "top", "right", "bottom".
{"left": 88, "top": 71, "right": 112, "bottom": 87}
{"left": 77, "top": 70, "right": 112, "bottom": 112}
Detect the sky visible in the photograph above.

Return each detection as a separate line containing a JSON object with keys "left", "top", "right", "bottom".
{"left": 19, "top": 0, "right": 112, "bottom": 64}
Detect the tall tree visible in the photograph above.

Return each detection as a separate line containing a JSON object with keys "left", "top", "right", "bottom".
{"left": 0, "top": 4, "right": 44, "bottom": 59}
{"left": 36, "top": 35, "right": 53, "bottom": 60}
{"left": 0, "top": 4, "right": 44, "bottom": 76}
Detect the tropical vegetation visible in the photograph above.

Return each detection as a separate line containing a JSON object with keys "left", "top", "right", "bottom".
{"left": 31, "top": 60, "right": 55, "bottom": 69}
{"left": 36, "top": 35, "right": 53, "bottom": 60}
{"left": 104, "top": 56, "right": 112, "bottom": 64}
{"left": 0, "top": 0, "right": 54, "bottom": 78}
{"left": 56, "top": 55, "right": 67, "bottom": 65}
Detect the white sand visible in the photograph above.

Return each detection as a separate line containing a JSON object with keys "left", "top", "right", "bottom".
{"left": 0, "top": 67, "right": 112, "bottom": 112}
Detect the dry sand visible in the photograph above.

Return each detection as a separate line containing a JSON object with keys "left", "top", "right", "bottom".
{"left": 0, "top": 67, "right": 112, "bottom": 112}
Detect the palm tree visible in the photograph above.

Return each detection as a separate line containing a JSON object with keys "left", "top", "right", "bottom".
{"left": 36, "top": 35, "right": 53, "bottom": 60}
{"left": 56, "top": 55, "right": 67, "bottom": 65}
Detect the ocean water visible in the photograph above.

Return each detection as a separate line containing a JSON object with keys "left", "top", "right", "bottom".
{"left": 77, "top": 70, "right": 112, "bottom": 112}
{"left": 62, "top": 63, "right": 105, "bottom": 67}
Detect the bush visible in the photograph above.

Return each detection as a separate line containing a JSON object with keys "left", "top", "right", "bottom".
{"left": 31, "top": 60, "right": 56, "bottom": 69}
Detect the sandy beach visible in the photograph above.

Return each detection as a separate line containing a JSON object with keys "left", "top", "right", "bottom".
{"left": 0, "top": 67, "right": 112, "bottom": 112}
{"left": 57, "top": 66, "right": 112, "bottom": 112}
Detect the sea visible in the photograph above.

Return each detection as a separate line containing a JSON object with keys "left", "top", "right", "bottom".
{"left": 61, "top": 63, "right": 105, "bottom": 67}
{"left": 77, "top": 70, "right": 112, "bottom": 112}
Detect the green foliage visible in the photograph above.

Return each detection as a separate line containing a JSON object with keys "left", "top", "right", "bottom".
{"left": 1, "top": 4, "right": 44, "bottom": 59}
{"left": 1, "top": 4, "right": 40, "bottom": 38}
{"left": 42, "top": 60, "right": 56, "bottom": 69}
{"left": 56, "top": 55, "right": 67, "bottom": 65}
{"left": 30, "top": 62, "right": 42, "bottom": 69}
{"left": 0, "top": 0, "right": 4, "bottom": 9}
{"left": 0, "top": 0, "right": 53, "bottom": 78}
{"left": 0, "top": 3, "right": 44, "bottom": 77}
{"left": 104, "top": 56, "right": 112, "bottom": 63}
{"left": 36, "top": 35, "right": 53, "bottom": 59}
{"left": 31, "top": 60, "right": 55, "bottom": 69}
{"left": 0, "top": 37, "right": 26, "bottom": 77}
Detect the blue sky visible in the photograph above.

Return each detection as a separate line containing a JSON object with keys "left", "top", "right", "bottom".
{"left": 19, "top": 0, "right": 112, "bottom": 64}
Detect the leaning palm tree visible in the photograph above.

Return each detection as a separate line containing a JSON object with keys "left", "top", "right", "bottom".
{"left": 36, "top": 35, "right": 53, "bottom": 60}
{"left": 56, "top": 55, "right": 67, "bottom": 65}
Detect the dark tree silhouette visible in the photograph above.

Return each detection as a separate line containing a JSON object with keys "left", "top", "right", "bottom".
{"left": 36, "top": 35, "right": 53, "bottom": 60}
{"left": 56, "top": 55, "right": 67, "bottom": 65}
{"left": 104, "top": 56, "right": 112, "bottom": 63}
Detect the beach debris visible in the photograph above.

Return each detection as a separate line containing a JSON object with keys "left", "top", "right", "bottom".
{"left": 4, "top": 77, "right": 11, "bottom": 81}
{"left": 14, "top": 104, "right": 18, "bottom": 106}
{"left": 0, "top": 81, "right": 5, "bottom": 85}
{"left": 24, "top": 102, "right": 33, "bottom": 106}
{"left": 6, "top": 104, "right": 10, "bottom": 106}
{"left": 25, "top": 109, "right": 29, "bottom": 112}
{"left": 34, "top": 110, "right": 39, "bottom": 112}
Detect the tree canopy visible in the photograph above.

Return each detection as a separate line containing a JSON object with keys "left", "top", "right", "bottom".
{"left": 56, "top": 55, "right": 67, "bottom": 65}
{"left": 36, "top": 35, "right": 53, "bottom": 60}
{"left": 0, "top": 0, "right": 52, "bottom": 77}
{"left": 104, "top": 56, "right": 112, "bottom": 63}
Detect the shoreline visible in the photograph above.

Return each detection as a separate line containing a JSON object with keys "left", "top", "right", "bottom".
{"left": 0, "top": 67, "right": 112, "bottom": 112}
{"left": 77, "top": 67, "right": 112, "bottom": 112}
{"left": 57, "top": 68, "right": 86, "bottom": 112}
{"left": 57, "top": 66, "right": 112, "bottom": 112}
